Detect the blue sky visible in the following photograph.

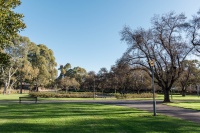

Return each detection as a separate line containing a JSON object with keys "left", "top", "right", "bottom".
{"left": 15, "top": 0, "right": 200, "bottom": 73}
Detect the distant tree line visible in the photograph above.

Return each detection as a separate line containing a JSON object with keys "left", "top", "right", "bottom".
{"left": 56, "top": 63, "right": 152, "bottom": 95}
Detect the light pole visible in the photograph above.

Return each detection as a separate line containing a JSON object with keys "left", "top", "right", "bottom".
{"left": 149, "top": 59, "right": 156, "bottom": 116}
{"left": 93, "top": 77, "right": 95, "bottom": 100}
{"left": 20, "top": 57, "right": 24, "bottom": 94}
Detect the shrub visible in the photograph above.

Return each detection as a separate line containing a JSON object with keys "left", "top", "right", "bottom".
{"left": 115, "top": 93, "right": 155, "bottom": 99}
{"left": 29, "top": 92, "right": 94, "bottom": 98}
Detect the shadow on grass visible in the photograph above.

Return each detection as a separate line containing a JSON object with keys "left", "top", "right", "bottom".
{"left": 0, "top": 103, "right": 200, "bottom": 133}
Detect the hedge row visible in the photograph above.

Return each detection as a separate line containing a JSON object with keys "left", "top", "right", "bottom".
{"left": 29, "top": 92, "right": 94, "bottom": 98}
{"left": 115, "top": 93, "right": 155, "bottom": 99}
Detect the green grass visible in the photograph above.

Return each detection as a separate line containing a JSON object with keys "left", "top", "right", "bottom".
{"left": 149, "top": 94, "right": 200, "bottom": 110}
{"left": 0, "top": 103, "right": 200, "bottom": 133}
{"left": 166, "top": 102, "right": 200, "bottom": 110}
{"left": 0, "top": 94, "right": 29, "bottom": 100}
{"left": 163, "top": 95, "right": 200, "bottom": 110}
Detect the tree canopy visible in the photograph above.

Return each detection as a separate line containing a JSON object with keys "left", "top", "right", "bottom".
{"left": 120, "top": 12, "right": 194, "bottom": 102}
{"left": 0, "top": 0, "right": 26, "bottom": 65}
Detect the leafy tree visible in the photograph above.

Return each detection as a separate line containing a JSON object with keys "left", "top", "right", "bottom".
{"left": 82, "top": 71, "right": 96, "bottom": 92}
{"left": 1, "top": 35, "right": 29, "bottom": 94}
{"left": 1, "top": 35, "right": 57, "bottom": 93}
{"left": 0, "top": 61, "right": 18, "bottom": 94}
{"left": 58, "top": 77, "right": 80, "bottom": 92}
{"left": 58, "top": 63, "right": 71, "bottom": 78}
{"left": 0, "top": 0, "right": 26, "bottom": 65}
{"left": 97, "top": 67, "right": 108, "bottom": 94}
{"left": 131, "top": 69, "right": 151, "bottom": 94}
{"left": 58, "top": 64, "right": 87, "bottom": 88}
{"left": 36, "top": 44, "right": 57, "bottom": 86}
{"left": 109, "top": 66, "right": 119, "bottom": 93}
{"left": 120, "top": 12, "right": 194, "bottom": 102}
{"left": 70, "top": 67, "right": 87, "bottom": 84}
{"left": 176, "top": 60, "right": 200, "bottom": 96}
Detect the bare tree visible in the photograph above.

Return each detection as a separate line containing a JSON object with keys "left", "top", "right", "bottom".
{"left": 187, "top": 9, "right": 200, "bottom": 53}
{"left": 120, "top": 12, "right": 194, "bottom": 102}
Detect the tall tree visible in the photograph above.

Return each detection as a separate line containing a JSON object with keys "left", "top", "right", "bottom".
{"left": 82, "top": 71, "right": 96, "bottom": 92}
{"left": 0, "top": 0, "right": 26, "bottom": 65}
{"left": 97, "top": 67, "right": 108, "bottom": 94}
{"left": 177, "top": 60, "right": 200, "bottom": 96}
{"left": 120, "top": 12, "right": 194, "bottom": 102}
{"left": 36, "top": 44, "right": 57, "bottom": 86}
{"left": 187, "top": 9, "right": 200, "bottom": 53}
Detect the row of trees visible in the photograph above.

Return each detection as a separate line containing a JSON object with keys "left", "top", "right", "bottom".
{"left": 0, "top": 35, "right": 57, "bottom": 93}
{"left": 55, "top": 10, "right": 200, "bottom": 103}
{"left": 0, "top": 1, "right": 57, "bottom": 93}
{"left": 56, "top": 63, "right": 152, "bottom": 94}
{"left": 56, "top": 63, "right": 87, "bottom": 92}
{"left": 57, "top": 59, "right": 200, "bottom": 99}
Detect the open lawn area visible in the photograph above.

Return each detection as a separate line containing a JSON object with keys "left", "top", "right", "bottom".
{"left": 0, "top": 102, "right": 200, "bottom": 133}
{"left": 163, "top": 95, "right": 200, "bottom": 111}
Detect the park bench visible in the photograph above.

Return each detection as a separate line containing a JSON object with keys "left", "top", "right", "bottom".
{"left": 19, "top": 97, "right": 37, "bottom": 103}
{"left": 95, "top": 95, "right": 107, "bottom": 98}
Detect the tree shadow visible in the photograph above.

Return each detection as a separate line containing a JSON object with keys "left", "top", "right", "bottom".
{"left": 0, "top": 103, "right": 200, "bottom": 133}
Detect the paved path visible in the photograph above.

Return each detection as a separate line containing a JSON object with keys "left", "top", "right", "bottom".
{"left": 1, "top": 99, "right": 200, "bottom": 124}
{"left": 109, "top": 100, "right": 200, "bottom": 124}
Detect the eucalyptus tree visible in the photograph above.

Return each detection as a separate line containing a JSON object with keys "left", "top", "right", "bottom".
{"left": 1, "top": 35, "right": 30, "bottom": 94}
{"left": 58, "top": 76, "right": 80, "bottom": 92}
{"left": 36, "top": 44, "right": 57, "bottom": 86}
{"left": 0, "top": 0, "right": 26, "bottom": 65}
{"left": 109, "top": 66, "right": 119, "bottom": 93}
{"left": 58, "top": 63, "right": 71, "bottom": 79}
{"left": 177, "top": 60, "right": 200, "bottom": 96}
{"left": 112, "top": 63, "right": 132, "bottom": 94}
{"left": 0, "top": 61, "right": 18, "bottom": 94}
{"left": 2, "top": 36, "right": 57, "bottom": 92}
{"left": 82, "top": 71, "right": 96, "bottom": 91}
{"left": 120, "top": 12, "right": 194, "bottom": 102}
{"left": 131, "top": 68, "right": 151, "bottom": 94}
{"left": 70, "top": 67, "right": 87, "bottom": 84}
{"left": 97, "top": 67, "right": 109, "bottom": 94}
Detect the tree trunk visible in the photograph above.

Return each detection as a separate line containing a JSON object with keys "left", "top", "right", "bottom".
{"left": 3, "top": 82, "right": 7, "bottom": 95}
{"left": 182, "top": 87, "right": 186, "bottom": 97}
{"left": 163, "top": 89, "right": 170, "bottom": 102}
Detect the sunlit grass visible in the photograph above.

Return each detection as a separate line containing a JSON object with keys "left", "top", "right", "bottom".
{"left": 0, "top": 103, "right": 199, "bottom": 133}
{"left": 154, "top": 94, "right": 200, "bottom": 110}
{"left": 0, "top": 94, "right": 29, "bottom": 100}
{"left": 166, "top": 102, "right": 200, "bottom": 110}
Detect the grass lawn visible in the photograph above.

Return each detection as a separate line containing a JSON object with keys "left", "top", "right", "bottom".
{"left": 163, "top": 95, "right": 200, "bottom": 111}
{"left": 0, "top": 103, "right": 200, "bottom": 133}
{"left": 166, "top": 102, "right": 200, "bottom": 110}
{"left": 152, "top": 94, "right": 200, "bottom": 110}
